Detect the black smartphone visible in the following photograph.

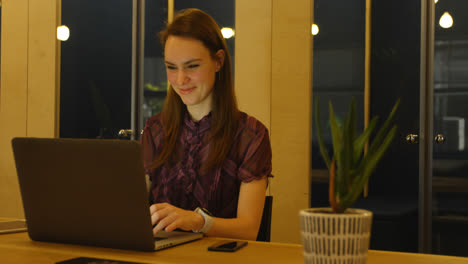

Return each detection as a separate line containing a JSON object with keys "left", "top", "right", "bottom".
{"left": 208, "top": 240, "right": 248, "bottom": 252}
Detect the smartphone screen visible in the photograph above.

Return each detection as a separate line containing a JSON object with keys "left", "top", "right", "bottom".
{"left": 208, "top": 241, "right": 248, "bottom": 252}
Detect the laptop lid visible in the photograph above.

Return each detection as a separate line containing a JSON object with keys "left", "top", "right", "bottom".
{"left": 11, "top": 137, "right": 200, "bottom": 251}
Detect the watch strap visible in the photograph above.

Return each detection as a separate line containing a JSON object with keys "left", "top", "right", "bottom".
{"left": 193, "top": 207, "right": 214, "bottom": 233}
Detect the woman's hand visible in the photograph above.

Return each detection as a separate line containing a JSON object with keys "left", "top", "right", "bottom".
{"left": 149, "top": 203, "right": 204, "bottom": 235}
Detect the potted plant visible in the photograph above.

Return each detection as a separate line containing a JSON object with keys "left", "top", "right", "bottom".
{"left": 300, "top": 98, "right": 400, "bottom": 264}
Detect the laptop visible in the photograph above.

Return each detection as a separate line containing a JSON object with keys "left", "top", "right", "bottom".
{"left": 11, "top": 137, "right": 203, "bottom": 251}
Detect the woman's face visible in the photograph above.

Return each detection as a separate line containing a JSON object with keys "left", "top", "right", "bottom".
{"left": 164, "top": 36, "right": 222, "bottom": 113}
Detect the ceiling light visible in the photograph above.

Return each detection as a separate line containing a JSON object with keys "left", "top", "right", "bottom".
{"left": 221, "top": 27, "right": 235, "bottom": 39}
{"left": 311, "top": 24, "right": 319, "bottom": 36}
{"left": 57, "top": 25, "right": 70, "bottom": 41}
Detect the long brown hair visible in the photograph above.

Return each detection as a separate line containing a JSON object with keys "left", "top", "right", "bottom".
{"left": 151, "top": 8, "right": 239, "bottom": 172}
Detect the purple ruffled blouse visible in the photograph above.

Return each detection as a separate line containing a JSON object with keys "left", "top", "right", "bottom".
{"left": 140, "top": 111, "right": 272, "bottom": 218}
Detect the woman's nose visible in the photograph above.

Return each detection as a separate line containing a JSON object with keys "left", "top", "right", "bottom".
{"left": 176, "top": 70, "right": 189, "bottom": 85}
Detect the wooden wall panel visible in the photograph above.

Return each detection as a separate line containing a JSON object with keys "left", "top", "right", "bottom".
{"left": 236, "top": 0, "right": 312, "bottom": 243}
{"left": 270, "top": 0, "right": 312, "bottom": 243}
{"left": 0, "top": 0, "right": 59, "bottom": 218}
{"left": 235, "top": 0, "right": 272, "bottom": 129}
{"left": 27, "top": 0, "right": 59, "bottom": 137}
{"left": 0, "top": 0, "right": 29, "bottom": 218}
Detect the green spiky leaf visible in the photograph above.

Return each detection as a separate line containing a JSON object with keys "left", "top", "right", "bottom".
{"left": 313, "top": 97, "right": 400, "bottom": 213}
{"left": 314, "top": 98, "right": 331, "bottom": 168}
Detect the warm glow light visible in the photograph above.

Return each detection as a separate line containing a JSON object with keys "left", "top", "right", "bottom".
{"left": 435, "top": 0, "right": 439, "bottom": 3}
{"left": 311, "top": 24, "right": 319, "bottom": 36}
{"left": 439, "top": 12, "right": 453, "bottom": 29}
{"left": 221, "top": 27, "right": 235, "bottom": 39}
{"left": 57, "top": 25, "right": 70, "bottom": 41}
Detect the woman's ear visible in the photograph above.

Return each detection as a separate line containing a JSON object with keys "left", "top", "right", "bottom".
{"left": 215, "top": 50, "right": 225, "bottom": 72}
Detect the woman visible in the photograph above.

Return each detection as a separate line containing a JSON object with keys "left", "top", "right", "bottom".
{"left": 141, "top": 8, "right": 272, "bottom": 240}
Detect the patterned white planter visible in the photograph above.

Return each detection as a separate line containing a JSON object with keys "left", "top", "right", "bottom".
{"left": 299, "top": 208, "right": 373, "bottom": 264}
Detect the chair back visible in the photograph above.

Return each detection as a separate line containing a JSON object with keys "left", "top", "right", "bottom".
{"left": 256, "top": 195, "right": 273, "bottom": 242}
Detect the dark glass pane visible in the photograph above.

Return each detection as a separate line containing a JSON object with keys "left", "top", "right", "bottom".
{"left": 311, "top": 0, "right": 365, "bottom": 208}
{"left": 432, "top": 0, "right": 468, "bottom": 257}
{"left": 60, "top": 0, "right": 133, "bottom": 139}
{"left": 142, "top": 0, "right": 168, "bottom": 125}
{"left": 359, "top": 0, "right": 421, "bottom": 253}
{"left": 312, "top": 0, "right": 421, "bottom": 253}
{"left": 311, "top": 0, "right": 365, "bottom": 173}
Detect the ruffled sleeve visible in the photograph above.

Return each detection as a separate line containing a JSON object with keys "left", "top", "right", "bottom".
{"left": 237, "top": 116, "right": 273, "bottom": 182}
{"left": 140, "top": 114, "right": 164, "bottom": 173}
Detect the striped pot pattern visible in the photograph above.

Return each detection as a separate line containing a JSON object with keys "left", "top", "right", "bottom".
{"left": 299, "top": 208, "right": 373, "bottom": 264}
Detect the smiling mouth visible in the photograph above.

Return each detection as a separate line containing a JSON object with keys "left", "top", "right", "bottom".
{"left": 179, "top": 87, "right": 195, "bottom": 95}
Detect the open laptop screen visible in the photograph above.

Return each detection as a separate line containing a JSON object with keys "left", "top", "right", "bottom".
{"left": 12, "top": 138, "right": 156, "bottom": 251}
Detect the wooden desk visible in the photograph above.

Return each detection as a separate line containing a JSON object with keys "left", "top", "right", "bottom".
{"left": 1, "top": 232, "right": 468, "bottom": 264}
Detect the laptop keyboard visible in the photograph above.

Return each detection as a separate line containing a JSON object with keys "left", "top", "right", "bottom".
{"left": 154, "top": 237, "right": 168, "bottom": 241}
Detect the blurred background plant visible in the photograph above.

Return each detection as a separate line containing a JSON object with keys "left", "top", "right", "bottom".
{"left": 145, "top": 82, "right": 167, "bottom": 92}
{"left": 143, "top": 81, "right": 167, "bottom": 121}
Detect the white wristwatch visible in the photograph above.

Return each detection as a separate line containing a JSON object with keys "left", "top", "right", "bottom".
{"left": 193, "top": 207, "right": 214, "bottom": 234}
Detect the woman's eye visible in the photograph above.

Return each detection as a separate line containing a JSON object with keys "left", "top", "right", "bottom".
{"left": 187, "top": 64, "right": 199, "bottom": 69}
{"left": 166, "top": 65, "right": 176, "bottom": 70}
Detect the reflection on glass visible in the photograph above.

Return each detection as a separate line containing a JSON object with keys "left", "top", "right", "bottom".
{"left": 433, "top": 0, "right": 468, "bottom": 257}
{"left": 439, "top": 12, "right": 453, "bottom": 29}
{"left": 311, "top": 0, "right": 365, "bottom": 174}
{"left": 142, "top": 1, "right": 169, "bottom": 125}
